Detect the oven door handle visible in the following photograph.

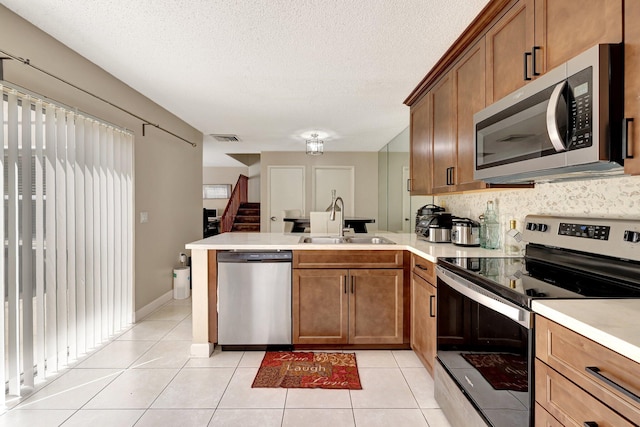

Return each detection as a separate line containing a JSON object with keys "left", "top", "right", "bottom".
{"left": 436, "top": 266, "right": 532, "bottom": 329}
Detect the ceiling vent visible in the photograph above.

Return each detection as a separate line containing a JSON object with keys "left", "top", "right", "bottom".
{"left": 210, "top": 134, "right": 240, "bottom": 142}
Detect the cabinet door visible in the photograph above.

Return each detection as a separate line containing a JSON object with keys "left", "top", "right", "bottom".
{"left": 431, "top": 74, "right": 456, "bottom": 192}
{"left": 453, "top": 39, "right": 487, "bottom": 191}
{"left": 486, "top": 0, "right": 535, "bottom": 104}
{"left": 410, "top": 95, "right": 433, "bottom": 194}
{"left": 625, "top": 0, "right": 640, "bottom": 175}
{"left": 293, "top": 269, "right": 348, "bottom": 344}
{"left": 349, "top": 269, "right": 403, "bottom": 344}
{"left": 411, "top": 273, "right": 437, "bottom": 376}
{"left": 534, "top": 0, "right": 622, "bottom": 73}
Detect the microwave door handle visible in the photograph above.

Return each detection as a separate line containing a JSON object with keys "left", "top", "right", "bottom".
{"left": 546, "top": 81, "right": 568, "bottom": 152}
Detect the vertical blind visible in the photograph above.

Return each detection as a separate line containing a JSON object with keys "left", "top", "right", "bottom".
{"left": 1, "top": 82, "right": 134, "bottom": 402}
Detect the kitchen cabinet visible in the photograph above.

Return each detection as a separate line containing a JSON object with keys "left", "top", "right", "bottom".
{"left": 486, "top": 0, "right": 534, "bottom": 104}
{"left": 624, "top": 0, "right": 640, "bottom": 175}
{"left": 430, "top": 74, "right": 455, "bottom": 192}
{"left": 487, "top": 0, "right": 622, "bottom": 104}
{"left": 292, "top": 250, "right": 403, "bottom": 345}
{"left": 410, "top": 254, "right": 437, "bottom": 375}
{"left": 409, "top": 94, "right": 433, "bottom": 195}
{"left": 415, "top": 40, "right": 488, "bottom": 195}
{"left": 535, "top": 315, "right": 640, "bottom": 426}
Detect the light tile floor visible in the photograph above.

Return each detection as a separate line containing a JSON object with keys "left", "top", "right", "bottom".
{"left": 0, "top": 298, "right": 452, "bottom": 427}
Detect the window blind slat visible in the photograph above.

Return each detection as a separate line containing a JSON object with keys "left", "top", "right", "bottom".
{"left": 84, "top": 120, "right": 94, "bottom": 351}
{"left": 7, "top": 91, "right": 21, "bottom": 395}
{"left": 106, "top": 129, "right": 114, "bottom": 336}
{"left": 75, "top": 117, "right": 86, "bottom": 356}
{"left": 34, "top": 101, "right": 46, "bottom": 380}
{"left": 21, "top": 96, "right": 35, "bottom": 389}
{"left": 99, "top": 126, "right": 108, "bottom": 342}
{"left": 55, "top": 107, "right": 68, "bottom": 368}
{"left": 0, "top": 85, "right": 6, "bottom": 404}
{"left": 113, "top": 131, "right": 122, "bottom": 331}
{"left": 66, "top": 113, "right": 77, "bottom": 362}
{"left": 44, "top": 103, "right": 58, "bottom": 374}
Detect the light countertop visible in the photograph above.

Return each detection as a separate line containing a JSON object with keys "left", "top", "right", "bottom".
{"left": 532, "top": 299, "right": 640, "bottom": 364}
{"left": 185, "top": 232, "right": 511, "bottom": 262}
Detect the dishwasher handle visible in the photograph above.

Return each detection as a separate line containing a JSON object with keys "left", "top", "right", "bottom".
{"left": 217, "top": 250, "right": 292, "bottom": 263}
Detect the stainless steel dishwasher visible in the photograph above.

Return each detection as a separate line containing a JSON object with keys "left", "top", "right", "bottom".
{"left": 217, "top": 250, "right": 292, "bottom": 347}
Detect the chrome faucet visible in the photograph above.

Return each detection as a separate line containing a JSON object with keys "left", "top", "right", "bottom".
{"left": 329, "top": 196, "right": 345, "bottom": 237}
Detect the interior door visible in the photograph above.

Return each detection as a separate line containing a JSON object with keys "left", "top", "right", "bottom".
{"left": 268, "top": 166, "right": 305, "bottom": 232}
{"left": 312, "top": 166, "right": 355, "bottom": 215}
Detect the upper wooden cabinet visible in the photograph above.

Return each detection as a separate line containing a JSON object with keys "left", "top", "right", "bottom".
{"left": 624, "top": 0, "right": 640, "bottom": 175}
{"left": 406, "top": 0, "right": 625, "bottom": 194}
{"left": 409, "top": 95, "right": 433, "bottom": 194}
{"left": 487, "top": 0, "right": 622, "bottom": 104}
{"left": 486, "top": 0, "right": 534, "bottom": 104}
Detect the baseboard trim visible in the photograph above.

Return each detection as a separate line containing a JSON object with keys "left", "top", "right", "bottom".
{"left": 134, "top": 290, "right": 173, "bottom": 322}
{"left": 191, "top": 343, "right": 214, "bottom": 358}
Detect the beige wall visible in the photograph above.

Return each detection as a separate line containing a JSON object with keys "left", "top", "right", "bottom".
{"left": 1, "top": 6, "right": 203, "bottom": 311}
{"left": 260, "top": 151, "right": 379, "bottom": 232}
{"left": 202, "top": 166, "right": 249, "bottom": 211}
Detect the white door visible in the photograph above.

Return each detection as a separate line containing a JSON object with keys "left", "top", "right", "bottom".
{"left": 402, "top": 166, "right": 410, "bottom": 233}
{"left": 312, "top": 166, "right": 355, "bottom": 215}
{"left": 268, "top": 166, "right": 305, "bottom": 232}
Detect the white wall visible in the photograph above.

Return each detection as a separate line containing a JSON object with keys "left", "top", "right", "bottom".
{"left": 260, "top": 151, "right": 379, "bottom": 232}
{"left": 1, "top": 6, "right": 203, "bottom": 311}
{"left": 248, "top": 161, "right": 261, "bottom": 203}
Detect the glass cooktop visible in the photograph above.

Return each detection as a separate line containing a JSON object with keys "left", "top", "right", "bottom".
{"left": 438, "top": 253, "right": 640, "bottom": 308}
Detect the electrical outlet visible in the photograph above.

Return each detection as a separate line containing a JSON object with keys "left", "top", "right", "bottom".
{"left": 140, "top": 211, "right": 149, "bottom": 223}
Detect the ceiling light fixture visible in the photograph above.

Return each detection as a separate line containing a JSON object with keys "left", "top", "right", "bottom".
{"left": 306, "top": 133, "right": 324, "bottom": 155}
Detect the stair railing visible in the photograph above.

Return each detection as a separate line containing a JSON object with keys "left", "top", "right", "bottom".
{"left": 221, "top": 174, "right": 248, "bottom": 233}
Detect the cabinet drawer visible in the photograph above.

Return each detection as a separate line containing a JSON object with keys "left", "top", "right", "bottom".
{"left": 534, "top": 402, "right": 562, "bottom": 427}
{"left": 535, "top": 360, "right": 635, "bottom": 427}
{"left": 293, "top": 250, "right": 403, "bottom": 268}
{"left": 536, "top": 315, "right": 640, "bottom": 424}
{"left": 411, "top": 254, "right": 436, "bottom": 284}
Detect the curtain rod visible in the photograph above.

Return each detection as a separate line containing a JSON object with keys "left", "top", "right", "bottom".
{"left": 0, "top": 48, "right": 197, "bottom": 147}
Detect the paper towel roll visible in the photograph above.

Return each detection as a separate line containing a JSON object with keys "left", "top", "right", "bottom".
{"left": 173, "top": 267, "right": 190, "bottom": 299}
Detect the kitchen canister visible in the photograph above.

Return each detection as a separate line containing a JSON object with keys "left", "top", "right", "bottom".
{"left": 173, "top": 267, "right": 191, "bottom": 299}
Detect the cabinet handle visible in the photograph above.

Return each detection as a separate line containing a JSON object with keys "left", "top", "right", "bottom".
{"left": 416, "top": 264, "right": 429, "bottom": 272}
{"left": 445, "top": 167, "right": 454, "bottom": 185}
{"left": 429, "top": 295, "right": 436, "bottom": 318}
{"left": 532, "top": 46, "right": 541, "bottom": 76}
{"left": 407, "top": 178, "right": 411, "bottom": 192}
{"left": 623, "top": 118, "right": 634, "bottom": 159}
{"left": 523, "top": 51, "right": 532, "bottom": 81}
{"left": 585, "top": 366, "right": 640, "bottom": 403}
{"left": 450, "top": 167, "right": 455, "bottom": 185}
{"left": 583, "top": 422, "right": 598, "bottom": 427}
{"left": 344, "top": 277, "right": 348, "bottom": 294}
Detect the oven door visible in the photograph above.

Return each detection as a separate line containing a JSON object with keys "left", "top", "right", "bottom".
{"left": 436, "top": 265, "right": 533, "bottom": 427}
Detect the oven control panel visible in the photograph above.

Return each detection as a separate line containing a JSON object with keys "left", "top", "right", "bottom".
{"left": 523, "top": 215, "right": 640, "bottom": 262}
{"left": 558, "top": 222, "right": 610, "bottom": 240}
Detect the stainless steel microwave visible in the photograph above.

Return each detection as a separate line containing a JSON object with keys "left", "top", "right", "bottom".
{"left": 474, "top": 44, "right": 624, "bottom": 183}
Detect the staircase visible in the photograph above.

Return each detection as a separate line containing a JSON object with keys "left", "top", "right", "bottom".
{"left": 231, "top": 202, "right": 261, "bottom": 232}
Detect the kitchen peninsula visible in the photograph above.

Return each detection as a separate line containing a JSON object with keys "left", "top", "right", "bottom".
{"left": 185, "top": 232, "right": 501, "bottom": 357}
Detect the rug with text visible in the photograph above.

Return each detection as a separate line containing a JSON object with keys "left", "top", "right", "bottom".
{"left": 251, "top": 351, "right": 362, "bottom": 390}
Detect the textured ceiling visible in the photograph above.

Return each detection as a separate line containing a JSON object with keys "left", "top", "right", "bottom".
{"left": 2, "top": 0, "right": 490, "bottom": 166}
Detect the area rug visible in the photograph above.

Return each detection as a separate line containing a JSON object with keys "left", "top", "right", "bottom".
{"left": 462, "top": 353, "right": 528, "bottom": 392}
{"left": 251, "top": 351, "right": 362, "bottom": 390}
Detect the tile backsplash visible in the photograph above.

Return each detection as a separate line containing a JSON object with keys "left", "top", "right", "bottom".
{"left": 435, "top": 175, "right": 640, "bottom": 232}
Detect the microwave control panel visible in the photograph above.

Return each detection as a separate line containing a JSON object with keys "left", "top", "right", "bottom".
{"left": 568, "top": 67, "right": 593, "bottom": 149}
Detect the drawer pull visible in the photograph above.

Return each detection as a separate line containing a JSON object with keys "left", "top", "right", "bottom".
{"left": 416, "top": 264, "right": 429, "bottom": 272}
{"left": 344, "top": 277, "right": 347, "bottom": 294}
{"left": 585, "top": 366, "right": 640, "bottom": 403}
{"left": 429, "top": 295, "right": 436, "bottom": 318}
{"left": 583, "top": 422, "right": 598, "bottom": 427}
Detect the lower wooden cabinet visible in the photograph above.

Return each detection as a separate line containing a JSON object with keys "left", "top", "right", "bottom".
{"left": 411, "top": 272, "right": 436, "bottom": 375}
{"left": 292, "top": 268, "right": 403, "bottom": 345}
{"left": 535, "top": 315, "right": 640, "bottom": 426}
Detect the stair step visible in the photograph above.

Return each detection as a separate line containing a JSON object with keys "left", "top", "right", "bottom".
{"left": 234, "top": 215, "right": 260, "bottom": 223}
{"left": 232, "top": 223, "right": 260, "bottom": 232}
{"left": 240, "top": 203, "right": 260, "bottom": 209}
{"left": 237, "top": 209, "right": 260, "bottom": 216}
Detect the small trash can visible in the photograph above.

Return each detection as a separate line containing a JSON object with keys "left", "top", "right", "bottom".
{"left": 173, "top": 267, "right": 190, "bottom": 299}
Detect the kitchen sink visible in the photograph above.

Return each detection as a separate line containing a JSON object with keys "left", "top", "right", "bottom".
{"left": 298, "top": 236, "right": 396, "bottom": 245}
